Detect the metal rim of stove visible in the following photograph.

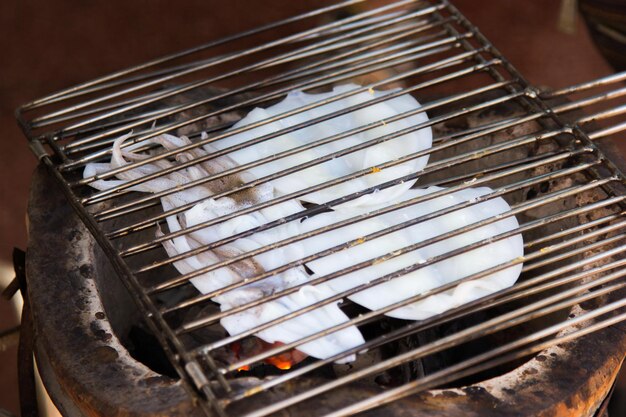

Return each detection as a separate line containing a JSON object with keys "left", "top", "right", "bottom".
{"left": 15, "top": 1, "right": 626, "bottom": 416}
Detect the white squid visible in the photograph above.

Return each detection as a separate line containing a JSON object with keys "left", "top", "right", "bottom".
{"left": 83, "top": 84, "right": 523, "bottom": 365}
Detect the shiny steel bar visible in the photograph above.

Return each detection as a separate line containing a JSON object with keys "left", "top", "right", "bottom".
{"left": 42, "top": 86, "right": 189, "bottom": 132}
{"left": 28, "top": 0, "right": 411, "bottom": 124}
{"left": 163, "top": 209, "right": 624, "bottom": 317}
{"left": 323, "top": 304, "right": 626, "bottom": 417}
{"left": 191, "top": 201, "right": 623, "bottom": 365}
{"left": 590, "top": 120, "right": 626, "bottom": 140}
{"left": 199, "top": 236, "right": 626, "bottom": 371}
{"left": 61, "top": 12, "right": 453, "bottom": 153}
{"left": 577, "top": 104, "right": 626, "bottom": 126}
{"left": 237, "top": 279, "right": 626, "bottom": 417}
{"left": 226, "top": 241, "right": 626, "bottom": 402}
{"left": 19, "top": 0, "right": 368, "bottom": 111}
{"left": 82, "top": 66, "right": 501, "bottom": 206}
{"left": 541, "top": 70, "right": 626, "bottom": 99}
{"left": 39, "top": 1, "right": 429, "bottom": 132}
{"left": 144, "top": 154, "right": 593, "bottom": 287}
{"left": 74, "top": 45, "right": 487, "bottom": 181}
{"left": 97, "top": 63, "right": 517, "bottom": 231}
{"left": 116, "top": 123, "right": 563, "bottom": 258}
{"left": 89, "top": 58, "right": 626, "bottom": 219}
{"left": 187, "top": 188, "right": 621, "bottom": 357}
{"left": 90, "top": 80, "right": 514, "bottom": 222}
{"left": 551, "top": 85, "right": 626, "bottom": 115}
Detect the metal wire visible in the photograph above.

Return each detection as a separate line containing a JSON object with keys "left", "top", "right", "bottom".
{"left": 324, "top": 303, "right": 626, "bottom": 417}
{"left": 190, "top": 189, "right": 622, "bottom": 360}
{"left": 16, "top": 1, "right": 626, "bottom": 416}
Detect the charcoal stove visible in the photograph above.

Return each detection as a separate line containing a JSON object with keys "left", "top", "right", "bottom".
{"left": 15, "top": 1, "right": 626, "bottom": 416}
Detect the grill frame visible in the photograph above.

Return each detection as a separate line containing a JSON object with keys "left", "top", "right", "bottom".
{"left": 25, "top": 163, "right": 626, "bottom": 417}
{"left": 16, "top": 1, "right": 626, "bottom": 416}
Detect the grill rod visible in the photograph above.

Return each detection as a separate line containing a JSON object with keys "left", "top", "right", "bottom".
{"left": 95, "top": 67, "right": 515, "bottom": 229}
{"left": 84, "top": 69, "right": 623, "bottom": 256}
{"left": 165, "top": 174, "right": 615, "bottom": 322}
{"left": 227, "top": 240, "right": 626, "bottom": 402}
{"left": 218, "top": 229, "right": 626, "bottom": 374}
{"left": 54, "top": 11, "right": 448, "bottom": 142}
{"left": 156, "top": 153, "right": 598, "bottom": 304}
{"left": 87, "top": 70, "right": 626, "bottom": 214}
{"left": 107, "top": 71, "right": 626, "bottom": 286}
{"left": 19, "top": 0, "right": 368, "bottom": 111}
{"left": 34, "top": 0, "right": 424, "bottom": 130}
{"left": 73, "top": 43, "right": 482, "bottom": 175}
{"left": 325, "top": 304, "right": 626, "bottom": 417}
{"left": 79, "top": 59, "right": 497, "bottom": 202}
{"left": 239, "top": 286, "right": 626, "bottom": 417}
{"left": 115, "top": 104, "right": 545, "bottom": 258}
{"left": 191, "top": 189, "right": 622, "bottom": 363}
{"left": 54, "top": 13, "right": 448, "bottom": 145}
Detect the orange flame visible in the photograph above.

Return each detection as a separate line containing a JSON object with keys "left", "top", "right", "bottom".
{"left": 264, "top": 356, "right": 293, "bottom": 370}
{"left": 232, "top": 339, "right": 307, "bottom": 372}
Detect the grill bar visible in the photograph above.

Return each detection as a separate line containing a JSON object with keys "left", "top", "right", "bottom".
{"left": 82, "top": 71, "right": 504, "bottom": 206}
{"left": 115, "top": 112, "right": 552, "bottom": 258}
{"left": 194, "top": 190, "right": 622, "bottom": 362}
{"left": 324, "top": 305, "right": 626, "bottom": 417}
{"left": 238, "top": 278, "right": 626, "bottom": 416}
{"left": 89, "top": 79, "right": 511, "bottom": 220}
{"left": 20, "top": 0, "right": 368, "bottom": 111}
{"left": 98, "top": 65, "right": 517, "bottom": 233}
{"left": 73, "top": 45, "right": 485, "bottom": 177}
{"left": 60, "top": 11, "right": 453, "bottom": 153}
{"left": 90, "top": 74, "right": 618, "bottom": 227}
{"left": 230, "top": 246, "right": 626, "bottom": 403}
{"left": 151, "top": 154, "right": 596, "bottom": 297}
{"left": 218, "top": 233, "right": 626, "bottom": 374}
{"left": 30, "top": 0, "right": 409, "bottom": 125}
{"left": 164, "top": 206, "right": 623, "bottom": 318}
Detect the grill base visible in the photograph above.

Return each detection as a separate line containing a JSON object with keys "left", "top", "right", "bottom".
{"left": 27, "top": 155, "right": 626, "bottom": 417}
{"left": 27, "top": 164, "right": 201, "bottom": 417}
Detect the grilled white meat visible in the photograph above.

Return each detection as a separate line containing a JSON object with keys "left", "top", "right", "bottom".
{"left": 86, "top": 132, "right": 365, "bottom": 363}
{"left": 213, "top": 84, "right": 432, "bottom": 208}
{"left": 83, "top": 84, "right": 523, "bottom": 365}
{"left": 296, "top": 187, "right": 523, "bottom": 320}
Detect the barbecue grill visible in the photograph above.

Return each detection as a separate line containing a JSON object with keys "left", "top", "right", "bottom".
{"left": 15, "top": 0, "right": 626, "bottom": 416}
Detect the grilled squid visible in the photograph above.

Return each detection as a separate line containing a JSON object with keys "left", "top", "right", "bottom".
{"left": 296, "top": 187, "right": 523, "bottom": 320}
{"left": 83, "top": 84, "right": 523, "bottom": 365}
{"left": 85, "top": 132, "right": 366, "bottom": 363}
{"left": 213, "top": 84, "right": 432, "bottom": 208}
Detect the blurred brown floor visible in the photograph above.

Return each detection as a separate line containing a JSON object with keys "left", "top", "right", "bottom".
{"left": 0, "top": 0, "right": 624, "bottom": 416}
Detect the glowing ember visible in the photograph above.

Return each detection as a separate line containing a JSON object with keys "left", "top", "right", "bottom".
{"left": 232, "top": 338, "right": 307, "bottom": 372}
{"left": 265, "top": 357, "right": 293, "bottom": 370}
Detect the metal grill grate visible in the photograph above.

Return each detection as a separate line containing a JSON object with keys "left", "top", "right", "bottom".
{"left": 16, "top": 1, "right": 626, "bottom": 416}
